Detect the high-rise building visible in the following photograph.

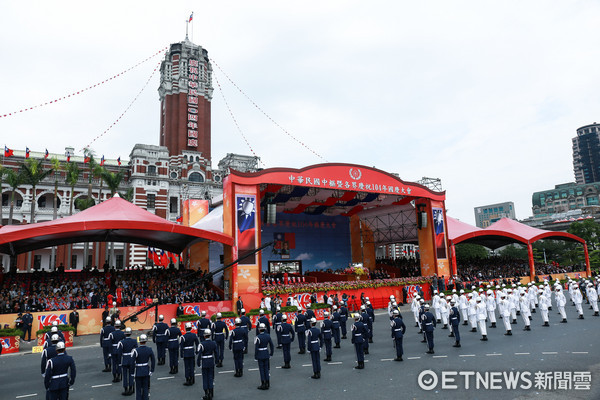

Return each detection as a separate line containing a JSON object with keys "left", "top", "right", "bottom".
{"left": 159, "top": 38, "right": 213, "bottom": 159}
{"left": 572, "top": 123, "right": 600, "bottom": 184}
{"left": 474, "top": 201, "right": 515, "bottom": 228}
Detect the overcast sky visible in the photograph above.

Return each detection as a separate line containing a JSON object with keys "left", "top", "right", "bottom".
{"left": 1, "top": 1, "right": 599, "bottom": 225}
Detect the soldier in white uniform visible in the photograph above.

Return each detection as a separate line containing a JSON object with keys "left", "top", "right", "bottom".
{"left": 486, "top": 290, "right": 497, "bottom": 328}
{"left": 528, "top": 283, "right": 538, "bottom": 313}
{"left": 538, "top": 288, "right": 550, "bottom": 327}
{"left": 467, "top": 293, "right": 478, "bottom": 332}
{"left": 555, "top": 286, "right": 568, "bottom": 323}
{"left": 507, "top": 289, "right": 517, "bottom": 324}
{"left": 476, "top": 297, "right": 488, "bottom": 341}
{"left": 573, "top": 284, "right": 584, "bottom": 319}
{"left": 451, "top": 289, "right": 459, "bottom": 305}
{"left": 459, "top": 290, "right": 469, "bottom": 325}
{"left": 439, "top": 296, "right": 449, "bottom": 329}
{"left": 519, "top": 292, "right": 531, "bottom": 331}
{"left": 587, "top": 282, "right": 599, "bottom": 316}
{"left": 411, "top": 296, "right": 421, "bottom": 328}
{"left": 498, "top": 294, "right": 512, "bottom": 335}
{"left": 432, "top": 291, "right": 441, "bottom": 323}
{"left": 543, "top": 282, "right": 553, "bottom": 310}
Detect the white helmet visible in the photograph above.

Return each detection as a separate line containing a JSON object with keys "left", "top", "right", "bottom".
{"left": 52, "top": 321, "right": 58, "bottom": 327}
{"left": 56, "top": 342, "right": 65, "bottom": 350}
{"left": 204, "top": 329, "right": 211, "bottom": 337}
{"left": 158, "top": 315, "right": 164, "bottom": 321}
{"left": 185, "top": 322, "right": 192, "bottom": 329}
{"left": 216, "top": 312, "right": 222, "bottom": 318}
{"left": 139, "top": 334, "right": 148, "bottom": 342}
{"left": 51, "top": 334, "right": 59, "bottom": 342}
{"left": 171, "top": 318, "right": 177, "bottom": 324}
{"left": 51, "top": 326, "right": 58, "bottom": 333}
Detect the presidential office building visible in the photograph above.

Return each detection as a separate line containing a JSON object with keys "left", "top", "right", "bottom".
{"left": 0, "top": 37, "right": 259, "bottom": 272}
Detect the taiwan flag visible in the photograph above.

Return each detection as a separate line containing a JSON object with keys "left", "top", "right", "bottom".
{"left": 117, "top": 157, "right": 121, "bottom": 166}
{"left": 45, "top": 149, "right": 49, "bottom": 159}
{"left": 189, "top": 12, "right": 193, "bottom": 22}
{"left": 66, "top": 152, "right": 71, "bottom": 162}
{"left": 4, "top": 146, "right": 14, "bottom": 157}
{"left": 100, "top": 155, "right": 105, "bottom": 166}
{"left": 25, "top": 147, "right": 30, "bottom": 158}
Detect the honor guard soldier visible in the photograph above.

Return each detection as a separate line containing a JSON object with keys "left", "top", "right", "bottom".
{"left": 256, "top": 309, "right": 271, "bottom": 335}
{"left": 197, "top": 329, "right": 217, "bottom": 400}
{"left": 359, "top": 305, "right": 371, "bottom": 354}
{"left": 151, "top": 315, "right": 169, "bottom": 365}
{"left": 198, "top": 311, "right": 212, "bottom": 339}
{"left": 23, "top": 310, "right": 33, "bottom": 341}
{"left": 117, "top": 327, "right": 138, "bottom": 396}
{"left": 211, "top": 313, "right": 229, "bottom": 367}
{"left": 331, "top": 306, "right": 341, "bottom": 348}
{"left": 277, "top": 314, "right": 295, "bottom": 369}
{"left": 41, "top": 334, "right": 60, "bottom": 376}
{"left": 476, "top": 297, "right": 488, "bottom": 341}
{"left": 44, "top": 326, "right": 63, "bottom": 348}
{"left": 588, "top": 283, "right": 599, "bottom": 316}
{"left": 448, "top": 300, "right": 461, "bottom": 347}
{"left": 486, "top": 290, "right": 497, "bottom": 328}
{"left": 366, "top": 301, "right": 375, "bottom": 342}
{"left": 573, "top": 285, "right": 584, "bottom": 319}
{"left": 321, "top": 311, "right": 333, "bottom": 362}
{"left": 421, "top": 304, "right": 436, "bottom": 354}
{"left": 167, "top": 318, "right": 182, "bottom": 374}
{"left": 305, "top": 307, "right": 316, "bottom": 327}
{"left": 100, "top": 317, "right": 115, "bottom": 372}
{"left": 180, "top": 322, "right": 199, "bottom": 386}
{"left": 273, "top": 307, "right": 283, "bottom": 348}
{"left": 109, "top": 320, "right": 126, "bottom": 382}
{"left": 519, "top": 292, "right": 532, "bottom": 331}
{"left": 339, "top": 302, "right": 349, "bottom": 339}
{"left": 351, "top": 314, "right": 367, "bottom": 369}
{"left": 255, "top": 323, "right": 274, "bottom": 390}
{"left": 555, "top": 286, "right": 568, "bottom": 323}
{"left": 294, "top": 309, "right": 308, "bottom": 354}
{"left": 131, "top": 334, "right": 155, "bottom": 400}
{"left": 307, "top": 318, "right": 323, "bottom": 379}
{"left": 239, "top": 309, "right": 252, "bottom": 353}
{"left": 44, "top": 342, "right": 76, "bottom": 400}
{"left": 229, "top": 318, "right": 248, "bottom": 377}
{"left": 539, "top": 289, "right": 550, "bottom": 327}
{"left": 390, "top": 310, "right": 406, "bottom": 361}
{"left": 69, "top": 307, "right": 79, "bottom": 337}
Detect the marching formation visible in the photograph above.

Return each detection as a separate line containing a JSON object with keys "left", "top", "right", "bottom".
{"left": 37, "top": 277, "right": 600, "bottom": 399}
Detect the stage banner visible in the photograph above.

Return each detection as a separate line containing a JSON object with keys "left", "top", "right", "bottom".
{"left": 431, "top": 200, "right": 450, "bottom": 277}
{"left": 182, "top": 199, "right": 209, "bottom": 226}
{"left": 416, "top": 199, "right": 436, "bottom": 277}
{"left": 0, "top": 335, "right": 20, "bottom": 354}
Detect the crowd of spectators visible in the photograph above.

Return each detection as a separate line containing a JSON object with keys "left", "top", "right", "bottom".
{"left": 0, "top": 266, "right": 221, "bottom": 315}
{"left": 376, "top": 257, "right": 421, "bottom": 277}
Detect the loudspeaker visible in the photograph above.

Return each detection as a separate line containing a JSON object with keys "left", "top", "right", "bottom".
{"left": 418, "top": 212, "right": 427, "bottom": 229}
{"left": 266, "top": 204, "right": 277, "bottom": 224}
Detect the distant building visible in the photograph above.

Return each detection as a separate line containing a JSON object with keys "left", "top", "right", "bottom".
{"left": 474, "top": 202, "right": 515, "bottom": 228}
{"left": 572, "top": 123, "right": 600, "bottom": 184}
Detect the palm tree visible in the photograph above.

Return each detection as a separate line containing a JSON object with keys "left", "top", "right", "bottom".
{"left": 50, "top": 157, "right": 62, "bottom": 220}
{"left": 75, "top": 197, "right": 95, "bottom": 269}
{"left": 0, "top": 165, "right": 6, "bottom": 225}
{"left": 20, "top": 158, "right": 53, "bottom": 224}
{"left": 5, "top": 169, "right": 23, "bottom": 225}
{"left": 64, "top": 161, "right": 80, "bottom": 216}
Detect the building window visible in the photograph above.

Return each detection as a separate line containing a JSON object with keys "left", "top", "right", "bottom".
{"left": 37, "top": 196, "right": 47, "bottom": 209}
{"left": 148, "top": 165, "right": 157, "bottom": 176}
{"left": 170, "top": 197, "right": 178, "bottom": 213}
{"left": 147, "top": 194, "right": 156, "bottom": 209}
{"left": 189, "top": 172, "right": 204, "bottom": 182}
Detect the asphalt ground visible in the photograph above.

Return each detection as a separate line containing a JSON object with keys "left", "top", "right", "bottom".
{"left": 1, "top": 302, "right": 600, "bottom": 400}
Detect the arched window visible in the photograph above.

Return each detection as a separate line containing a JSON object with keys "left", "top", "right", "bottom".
{"left": 189, "top": 172, "right": 204, "bottom": 183}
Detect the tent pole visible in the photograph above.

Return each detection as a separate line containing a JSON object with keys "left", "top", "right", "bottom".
{"left": 527, "top": 243, "right": 535, "bottom": 282}
{"left": 583, "top": 242, "right": 591, "bottom": 278}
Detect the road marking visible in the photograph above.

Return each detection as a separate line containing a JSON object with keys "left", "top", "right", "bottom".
{"left": 218, "top": 370, "right": 234, "bottom": 374}
{"left": 486, "top": 354, "right": 502, "bottom": 356}
{"left": 16, "top": 395, "right": 37, "bottom": 399}
{"left": 380, "top": 358, "right": 393, "bottom": 361}
{"left": 515, "top": 352, "right": 530, "bottom": 355}
{"left": 195, "top": 373, "right": 202, "bottom": 376}
{"left": 459, "top": 354, "right": 475, "bottom": 357}
{"left": 572, "top": 352, "right": 589, "bottom": 354}
{"left": 157, "top": 376, "right": 174, "bottom": 380}
{"left": 302, "top": 364, "right": 312, "bottom": 367}
{"left": 432, "top": 355, "right": 447, "bottom": 358}
{"left": 91, "top": 384, "right": 112, "bottom": 388}
{"left": 328, "top": 362, "right": 342, "bottom": 365}
{"left": 542, "top": 352, "right": 558, "bottom": 355}
{"left": 248, "top": 368, "right": 259, "bottom": 371}
{"left": 407, "top": 357, "right": 421, "bottom": 360}
{"left": 364, "top": 360, "right": 369, "bottom": 363}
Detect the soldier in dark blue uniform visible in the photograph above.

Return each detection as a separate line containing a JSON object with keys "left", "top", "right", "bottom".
{"left": 198, "top": 311, "right": 212, "bottom": 342}
{"left": 211, "top": 312, "right": 229, "bottom": 368}
{"left": 180, "top": 322, "right": 199, "bottom": 386}
{"left": 239, "top": 309, "right": 252, "bottom": 354}
{"left": 320, "top": 311, "right": 333, "bottom": 362}
{"left": 117, "top": 327, "right": 138, "bottom": 396}
{"left": 390, "top": 310, "right": 406, "bottom": 361}
{"left": 448, "top": 300, "right": 461, "bottom": 347}
{"left": 351, "top": 314, "right": 366, "bottom": 369}
{"left": 151, "top": 315, "right": 169, "bottom": 365}
{"left": 305, "top": 308, "right": 316, "bottom": 328}
{"left": 131, "top": 334, "right": 155, "bottom": 400}
{"left": 23, "top": 310, "right": 33, "bottom": 342}
{"left": 100, "top": 316, "right": 115, "bottom": 372}
{"left": 256, "top": 309, "right": 271, "bottom": 335}
{"left": 366, "top": 301, "right": 375, "bottom": 343}
{"left": 340, "top": 302, "right": 349, "bottom": 339}
{"left": 307, "top": 318, "right": 323, "bottom": 379}
{"left": 421, "top": 304, "right": 436, "bottom": 354}
{"left": 229, "top": 318, "right": 247, "bottom": 377}
{"left": 273, "top": 307, "right": 283, "bottom": 348}
{"left": 197, "top": 329, "right": 217, "bottom": 400}
{"left": 294, "top": 309, "right": 307, "bottom": 354}
{"left": 254, "top": 323, "right": 274, "bottom": 390}
{"left": 166, "top": 318, "right": 182, "bottom": 374}
{"left": 331, "top": 306, "right": 341, "bottom": 348}
{"left": 109, "top": 320, "right": 126, "bottom": 382}
{"left": 277, "top": 314, "right": 295, "bottom": 368}
{"left": 45, "top": 325, "right": 65, "bottom": 345}
{"left": 44, "top": 342, "right": 76, "bottom": 400}
{"left": 359, "top": 305, "right": 371, "bottom": 354}
{"left": 41, "top": 334, "right": 60, "bottom": 376}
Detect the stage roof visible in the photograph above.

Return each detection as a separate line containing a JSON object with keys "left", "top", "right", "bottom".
{"left": 0, "top": 195, "right": 234, "bottom": 255}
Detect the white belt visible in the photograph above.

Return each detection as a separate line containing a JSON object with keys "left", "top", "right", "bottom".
{"left": 258, "top": 347, "right": 267, "bottom": 350}
{"left": 122, "top": 352, "right": 132, "bottom": 356}
{"left": 394, "top": 329, "right": 402, "bottom": 331}
{"left": 281, "top": 334, "right": 290, "bottom": 337}
{"left": 233, "top": 340, "right": 243, "bottom": 343}
{"left": 136, "top": 363, "right": 148, "bottom": 367}
{"left": 183, "top": 346, "right": 194, "bottom": 349}
{"left": 215, "top": 333, "right": 224, "bottom": 335}
{"left": 311, "top": 340, "right": 319, "bottom": 343}
{"left": 103, "top": 338, "right": 111, "bottom": 341}
{"left": 202, "top": 355, "right": 213, "bottom": 359}
{"left": 52, "top": 374, "right": 68, "bottom": 379}
{"left": 322, "top": 330, "right": 331, "bottom": 333}
{"left": 168, "top": 339, "right": 178, "bottom": 341}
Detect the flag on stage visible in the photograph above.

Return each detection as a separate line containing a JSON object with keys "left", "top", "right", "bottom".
{"left": 45, "top": 149, "right": 49, "bottom": 159}
{"left": 84, "top": 156, "right": 90, "bottom": 164}
{"left": 100, "top": 155, "right": 105, "bottom": 166}
{"left": 176, "top": 215, "right": 183, "bottom": 223}
{"left": 4, "top": 146, "right": 14, "bottom": 157}
{"left": 25, "top": 147, "right": 30, "bottom": 158}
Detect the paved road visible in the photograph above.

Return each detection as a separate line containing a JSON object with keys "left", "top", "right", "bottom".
{"left": 1, "top": 303, "right": 599, "bottom": 399}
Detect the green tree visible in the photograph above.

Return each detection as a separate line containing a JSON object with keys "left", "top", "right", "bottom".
{"left": 0, "top": 165, "right": 6, "bottom": 224}
{"left": 49, "top": 158, "right": 62, "bottom": 220}
{"left": 497, "top": 244, "right": 527, "bottom": 259}
{"left": 101, "top": 170, "right": 124, "bottom": 197}
{"left": 5, "top": 169, "right": 23, "bottom": 225}
{"left": 64, "top": 162, "right": 80, "bottom": 216}
{"left": 568, "top": 219, "right": 600, "bottom": 250}
{"left": 20, "top": 158, "right": 53, "bottom": 224}
{"left": 455, "top": 243, "right": 489, "bottom": 260}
